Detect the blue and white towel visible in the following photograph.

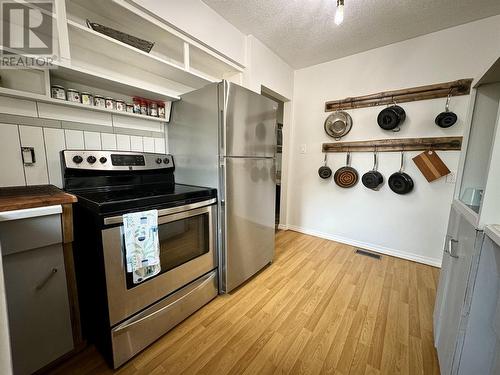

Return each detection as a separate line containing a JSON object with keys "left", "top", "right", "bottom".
{"left": 123, "top": 210, "right": 161, "bottom": 284}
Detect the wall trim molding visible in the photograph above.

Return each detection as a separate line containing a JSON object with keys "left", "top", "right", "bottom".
{"left": 285, "top": 225, "right": 442, "bottom": 268}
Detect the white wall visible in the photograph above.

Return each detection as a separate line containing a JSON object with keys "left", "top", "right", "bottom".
{"left": 132, "top": 0, "right": 246, "bottom": 66}
{"left": 288, "top": 15, "right": 500, "bottom": 266}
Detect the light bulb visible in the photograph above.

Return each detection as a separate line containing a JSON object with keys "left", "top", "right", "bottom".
{"left": 335, "top": 0, "right": 344, "bottom": 25}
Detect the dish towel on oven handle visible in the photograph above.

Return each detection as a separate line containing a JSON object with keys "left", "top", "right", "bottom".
{"left": 122, "top": 209, "right": 161, "bottom": 284}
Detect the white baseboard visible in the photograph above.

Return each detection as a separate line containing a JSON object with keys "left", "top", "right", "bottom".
{"left": 286, "top": 225, "right": 442, "bottom": 268}
{"left": 277, "top": 224, "right": 289, "bottom": 231}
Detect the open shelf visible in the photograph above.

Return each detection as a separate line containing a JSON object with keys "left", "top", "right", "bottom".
{"left": 67, "top": 20, "right": 216, "bottom": 91}
{"left": 0, "top": 86, "right": 168, "bottom": 123}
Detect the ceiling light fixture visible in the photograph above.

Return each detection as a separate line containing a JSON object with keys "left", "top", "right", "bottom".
{"left": 334, "top": 0, "right": 344, "bottom": 25}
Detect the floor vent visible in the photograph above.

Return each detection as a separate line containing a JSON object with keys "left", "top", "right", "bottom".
{"left": 355, "top": 249, "right": 382, "bottom": 260}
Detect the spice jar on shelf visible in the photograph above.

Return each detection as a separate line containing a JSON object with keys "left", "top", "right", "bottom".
{"left": 140, "top": 101, "right": 148, "bottom": 116}
{"left": 105, "top": 97, "right": 116, "bottom": 110}
{"left": 158, "top": 104, "right": 166, "bottom": 118}
{"left": 51, "top": 85, "right": 66, "bottom": 100}
{"left": 94, "top": 95, "right": 106, "bottom": 108}
{"left": 126, "top": 103, "right": 134, "bottom": 113}
{"left": 81, "top": 92, "right": 93, "bottom": 106}
{"left": 67, "top": 89, "right": 81, "bottom": 103}
{"left": 149, "top": 102, "right": 158, "bottom": 117}
{"left": 116, "top": 100, "right": 126, "bottom": 112}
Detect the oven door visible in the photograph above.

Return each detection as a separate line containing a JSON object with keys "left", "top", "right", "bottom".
{"left": 101, "top": 200, "right": 217, "bottom": 326}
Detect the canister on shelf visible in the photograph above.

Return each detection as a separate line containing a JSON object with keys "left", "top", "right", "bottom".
{"left": 105, "top": 97, "right": 116, "bottom": 110}
{"left": 81, "top": 92, "right": 93, "bottom": 106}
{"left": 94, "top": 95, "right": 106, "bottom": 108}
{"left": 149, "top": 102, "right": 158, "bottom": 117}
{"left": 126, "top": 103, "right": 134, "bottom": 113}
{"left": 67, "top": 89, "right": 81, "bottom": 103}
{"left": 140, "top": 101, "right": 148, "bottom": 116}
{"left": 116, "top": 100, "right": 126, "bottom": 112}
{"left": 158, "top": 104, "right": 165, "bottom": 118}
{"left": 51, "top": 85, "right": 66, "bottom": 100}
{"left": 133, "top": 100, "right": 141, "bottom": 114}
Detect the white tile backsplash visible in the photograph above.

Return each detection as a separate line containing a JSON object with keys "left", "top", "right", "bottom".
{"left": 101, "top": 133, "right": 117, "bottom": 150}
{"left": 116, "top": 134, "right": 131, "bottom": 151}
{"left": 19, "top": 125, "right": 49, "bottom": 185}
{"left": 130, "top": 136, "right": 143, "bottom": 152}
{"left": 0, "top": 123, "right": 25, "bottom": 186}
{"left": 143, "top": 137, "right": 155, "bottom": 152}
{"left": 84, "top": 131, "right": 102, "bottom": 150}
{"left": 43, "top": 128, "right": 66, "bottom": 188}
{"left": 65, "top": 129, "right": 84, "bottom": 149}
{"left": 154, "top": 138, "right": 166, "bottom": 154}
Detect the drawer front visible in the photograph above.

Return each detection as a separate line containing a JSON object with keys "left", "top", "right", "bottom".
{"left": 0, "top": 213, "right": 62, "bottom": 255}
{"left": 111, "top": 270, "right": 218, "bottom": 368}
{"left": 3, "top": 244, "right": 74, "bottom": 374}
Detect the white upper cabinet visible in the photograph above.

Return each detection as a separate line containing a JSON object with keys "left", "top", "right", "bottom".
{"left": 455, "top": 57, "right": 500, "bottom": 228}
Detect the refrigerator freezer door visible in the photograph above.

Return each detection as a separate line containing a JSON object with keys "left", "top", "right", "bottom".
{"left": 221, "top": 156, "right": 275, "bottom": 292}
{"left": 223, "top": 82, "right": 277, "bottom": 158}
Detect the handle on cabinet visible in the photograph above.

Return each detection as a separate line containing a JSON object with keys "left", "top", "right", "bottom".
{"left": 446, "top": 238, "right": 459, "bottom": 259}
{"left": 35, "top": 268, "right": 58, "bottom": 291}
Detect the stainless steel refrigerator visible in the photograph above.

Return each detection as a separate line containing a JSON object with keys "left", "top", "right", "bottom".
{"left": 168, "top": 80, "right": 277, "bottom": 293}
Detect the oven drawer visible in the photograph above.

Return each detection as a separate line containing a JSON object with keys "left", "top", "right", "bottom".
{"left": 110, "top": 270, "right": 218, "bottom": 368}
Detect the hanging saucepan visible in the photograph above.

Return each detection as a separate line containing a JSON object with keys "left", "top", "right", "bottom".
{"left": 377, "top": 101, "right": 406, "bottom": 132}
{"left": 389, "top": 151, "right": 414, "bottom": 195}
{"left": 435, "top": 91, "right": 458, "bottom": 128}
{"left": 334, "top": 152, "right": 359, "bottom": 188}
{"left": 318, "top": 153, "right": 332, "bottom": 179}
{"left": 324, "top": 110, "right": 353, "bottom": 140}
{"left": 362, "top": 150, "right": 384, "bottom": 190}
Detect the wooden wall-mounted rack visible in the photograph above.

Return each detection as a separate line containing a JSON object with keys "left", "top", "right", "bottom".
{"left": 324, "top": 79, "right": 473, "bottom": 112}
{"left": 322, "top": 136, "right": 463, "bottom": 153}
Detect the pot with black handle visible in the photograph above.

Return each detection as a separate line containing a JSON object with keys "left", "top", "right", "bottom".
{"left": 318, "top": 153, "right": 332, "bottom": 179}
{"left": 378, "top": 103, "right": 406, "bottom": 132}
{"left": 362, "top": 151, "right": 384, "bottom": 190}
{"left": 389, "top": 151, "right": 414, "bottom": 194}
{"left": 334, "top": 152, "right": 359, "bottom": 188}
{"left": 435, "top": 91, "right": 457, "bottom": 128}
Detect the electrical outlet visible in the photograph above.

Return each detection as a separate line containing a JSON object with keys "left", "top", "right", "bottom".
{"left": 446, "top": 172, "right": 457, "bottom": 184}
{"left": 300, "top": 144, "right": 307, "bottom": 154}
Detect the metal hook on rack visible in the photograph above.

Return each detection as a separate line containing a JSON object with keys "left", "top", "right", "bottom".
{"left": 445, "top": 88, "right": 454, "bottom": 112}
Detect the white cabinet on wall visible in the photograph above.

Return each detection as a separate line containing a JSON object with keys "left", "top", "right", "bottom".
{"left": 0, "top": 124, "right": 25, "bottom": 187}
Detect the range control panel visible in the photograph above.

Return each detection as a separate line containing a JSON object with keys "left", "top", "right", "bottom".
{"left": 62, "top": 150, "right": 174, "bottom": 171}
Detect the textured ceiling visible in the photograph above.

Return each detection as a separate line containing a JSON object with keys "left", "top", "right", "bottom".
{"left": 202, "top": 0, "right": 500, "bottom": 69}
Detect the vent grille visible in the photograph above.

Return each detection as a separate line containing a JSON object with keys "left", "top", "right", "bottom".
{"left": 355, "top": 249, "right": 382, "bottom": 260}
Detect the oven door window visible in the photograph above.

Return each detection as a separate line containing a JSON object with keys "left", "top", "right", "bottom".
{"left": 124, "top": 212, "right": 210, "bottom": 289}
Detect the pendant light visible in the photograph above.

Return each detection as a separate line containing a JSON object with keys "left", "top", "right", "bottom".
{"left": 335, "top": 0, "right": 344, "bottom": 25}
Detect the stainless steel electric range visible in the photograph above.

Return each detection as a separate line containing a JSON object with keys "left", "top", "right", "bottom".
{"left": 61, "top": 150, "right": 218, "bottom": 368}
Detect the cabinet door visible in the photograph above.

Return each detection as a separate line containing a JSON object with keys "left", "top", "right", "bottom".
{"left": 3, "top": 244, "right": 74, "bottom": 374}
{"left": 434, "top": 206, "right": 461, "bottom": 345}
{"left": 19, "top": 125, "right": 49, "bottom": 185}
{"left": 435, "top": 214, "right": 480, "bottom": 375}
{"left": 0, "top": 123, "right": 25, "bottom": 187}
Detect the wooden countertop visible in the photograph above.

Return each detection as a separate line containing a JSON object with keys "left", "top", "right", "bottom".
{"left": 0, "top": 185, "right": 77, "bottom": 213}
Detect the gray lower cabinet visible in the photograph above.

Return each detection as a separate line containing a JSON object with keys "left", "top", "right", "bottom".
{"left": 0, "top": 207, "right": 74, "bottom": 375}
{"left": 434, "top": 208, "right": 500, "bottom": 374}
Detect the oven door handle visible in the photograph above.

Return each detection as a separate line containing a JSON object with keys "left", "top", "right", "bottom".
{"left": 104, "top": 198, "right": 216, "bottom": 225}
{"left": 112, "top": 272, "right": 216, "bottom": 333}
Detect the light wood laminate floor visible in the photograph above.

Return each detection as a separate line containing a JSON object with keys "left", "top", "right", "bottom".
{"left": 50, "top": 230, "right": 440, "bottom": 375}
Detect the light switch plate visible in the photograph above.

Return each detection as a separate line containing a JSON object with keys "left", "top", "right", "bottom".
{"left": 300, "top": 144, "right": 307, "bottom": 154}
{"left": 446, "top": 172, "right": 457, "bottom": 184}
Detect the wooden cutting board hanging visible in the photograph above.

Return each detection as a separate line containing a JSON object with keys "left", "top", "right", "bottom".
{"left": 412, "top": 150, "right": 451, "bottom": 182}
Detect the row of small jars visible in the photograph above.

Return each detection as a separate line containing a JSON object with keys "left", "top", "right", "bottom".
{"left": 51, "top": 85, "right": 166, "bottom": 118}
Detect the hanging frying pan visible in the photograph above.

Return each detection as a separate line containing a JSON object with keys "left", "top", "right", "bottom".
{"left": 334, "top": 152, "right": 358, "bottom": 188}
{"left": 318, "top": 153, "right": 332, "bottom": 179}
{"left": 362, "top": 150, "right": 384, "bottom": 190}
{"left": 389, "top": 151, "right": 414, "bottom": 195}
{"left": 435, "top": 91, "right": 458, "bottom": 128}
{"left": 377, "top": 102, "right": 406, "bottom": 132}
{"left": 324, "top": 110, "right": 353, "bottom": 140}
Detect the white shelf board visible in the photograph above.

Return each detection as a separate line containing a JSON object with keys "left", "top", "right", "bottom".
{"left": 67, "top": 20, "right": 216, "bottom": 90}
{"left": 0, "top": 86, "right": 168, "bottom": 123}
{"left": 51, "top": 62, "right": 181, "bottom": 102}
